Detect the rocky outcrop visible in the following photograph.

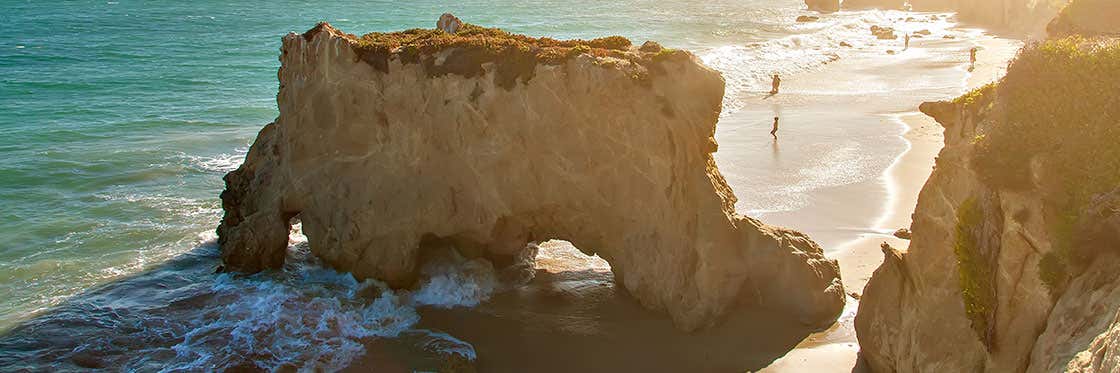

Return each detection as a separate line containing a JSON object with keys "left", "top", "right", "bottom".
{"left": 805, "top": 0, "right": 840, "bottom": 13}
{"left": 1047, "top": 0, "right": 1120, "bottom": 37}
{"left": 843, "top": 0, "right": 905, "bottom": 10}
{"left": 217, "top": 22, "right": 845, "bottom": 331}
{"left": 856, "top": 38, "right": 1120, "bottom": 372}
{"left": 909, "top": 0, "right": 1065, "bottom": 34}
{"left": 437, "top": 13, "right": 463, "bottom": 34}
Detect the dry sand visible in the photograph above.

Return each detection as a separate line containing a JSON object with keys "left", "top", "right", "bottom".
{"left": 759, "top": 30, "right": 1023, "bottom": 373}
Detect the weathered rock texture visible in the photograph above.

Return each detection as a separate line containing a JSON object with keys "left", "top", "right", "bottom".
{"left": 805, "top": 0, "right": 841, "bottom": 13}
{"left": 217, "top": 23, "right": 845, "bottom": 331}
{"left": 856, "top": 36, "right": 1120, "bottom": 372}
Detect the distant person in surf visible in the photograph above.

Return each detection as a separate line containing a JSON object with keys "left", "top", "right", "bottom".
{"left": 771, "top": 116, "right": 780, "bottom": 139}
{"left": 970, "top": 47, "right": 978, "bottom": 66}
{"left": 770, "top": 74, "right": 781, "bottom": 95}
{"left": 905, "top": 34, "right": 911, "bottom": 50}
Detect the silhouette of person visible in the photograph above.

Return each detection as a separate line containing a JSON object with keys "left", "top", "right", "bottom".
{"left": 770, "top": 74, "right": 781, "bottom": 95}
{"left": 771, "top": 116, "right": 779, "bottom": 139}
{"left": 970, "top": 47, "right": 978, "bottom": 65}
{"left": 905, "top": 34, "right": 911, "bottom": 50}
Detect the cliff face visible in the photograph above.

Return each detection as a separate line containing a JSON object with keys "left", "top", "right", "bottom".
{"left": 217, "top": 23, "right": 845, "bottom": 331}
{"left": 855, "top": 36, "right": 1120, "bottom": 372}
{"left": 908, "top": 0, "right": 1065, "bottom": 34}
{"left": 1047, "top": 0, "right": 1120, "bottom": 37}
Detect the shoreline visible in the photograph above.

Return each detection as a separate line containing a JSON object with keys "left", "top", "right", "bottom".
{"left": 759, "top": 27, "right": 1023, "bottom": 372}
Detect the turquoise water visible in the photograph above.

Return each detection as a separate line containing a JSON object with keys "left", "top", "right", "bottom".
{"left": 0, "top": 0, "right": 944, "bottom": 370}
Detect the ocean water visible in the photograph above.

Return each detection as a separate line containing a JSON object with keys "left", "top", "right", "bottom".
{"left": 1, "top": 0, "right": 968, "bottom": 370}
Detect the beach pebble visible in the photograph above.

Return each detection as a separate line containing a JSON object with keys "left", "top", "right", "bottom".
{"left": 437, "top": 13, "right": 463, "bottom": 34}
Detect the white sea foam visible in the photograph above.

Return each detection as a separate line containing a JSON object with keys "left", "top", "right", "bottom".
{"left": 159, "top": 226, "right": 496, "bottom": 371}
{"left": 412, "top": 250, "right": 498, "bottom": 308}
{"left": 180, "top": 148, "right": 247, "bottom": 173}
{"left": 700, "top": 10, "right": 956, "bottom": 115}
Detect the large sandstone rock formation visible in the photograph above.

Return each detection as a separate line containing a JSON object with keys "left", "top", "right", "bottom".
{"left": 217, "top": 22, "right": 845, "bottom": 331}
{"left": 855, "top": 37, "right": 1120, "bottom": 372}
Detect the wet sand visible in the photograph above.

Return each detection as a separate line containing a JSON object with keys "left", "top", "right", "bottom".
{"left": 758, "top": 30, "right": 1023, "bottom": 373}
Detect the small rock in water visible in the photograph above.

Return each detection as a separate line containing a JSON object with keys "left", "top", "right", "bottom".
{"left": 437, "top": 13, "right": 463, "bottom": 34}
{"left": 894, "top": 228, "right": 912, "bottom": 240}
{"left": 796, "top": 15, "right": 820, "bottom": 22}
{"left": 840, "top": 41, "right": 853, "bottom": 47}
{"left": 886, "top": 49, "right": 897, "bottom": 55}
{"left": 915, "top": 29, "right": 932, "bottom": 35}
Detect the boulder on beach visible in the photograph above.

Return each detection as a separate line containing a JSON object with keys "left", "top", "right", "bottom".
{"left": 871, "top": 25, "right": 898, "bottom": 40}
{"left": 893, "top": 228, "right": 912, "bottom": 240}
{"left": 217, "top": 22, "right": 846, "bottom": 332}
{"left": 804, "top": 0, "right": 840, "bottom": 13}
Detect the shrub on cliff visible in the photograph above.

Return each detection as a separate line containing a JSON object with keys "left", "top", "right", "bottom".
{"left": 971, "top": 37, "right": 1120, "bottom": 298}
{"left": 973, "top": 37, "right": 1120, "bottom": 201}
{"left": 953, "top": 198, "right": 997, "bottom": 347}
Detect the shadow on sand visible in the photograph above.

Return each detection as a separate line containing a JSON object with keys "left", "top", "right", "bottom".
{"left": 387, "top": 268, "right": 819, "bottom": 373}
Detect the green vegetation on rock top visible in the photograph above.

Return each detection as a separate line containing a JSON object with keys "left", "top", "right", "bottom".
{"left": 972, "top": 37, "right": 1120, "bottom": 199}
{"left": 300, "top": 22, "right": 692, "bottom": 90}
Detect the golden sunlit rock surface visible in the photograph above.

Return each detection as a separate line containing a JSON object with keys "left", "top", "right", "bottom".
{"left": 216, "top": 23, "right": 845, "bottom": 331}
{"left": 855, "top": 28, "right": 1120, "bottom": 372}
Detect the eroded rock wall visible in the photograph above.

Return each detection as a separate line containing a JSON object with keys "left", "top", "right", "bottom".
{"left": 217, "top": 23, "right": 845, "bottom": 331}
{"left": 856, "top": 36, "right": 1120, "bottom": 372}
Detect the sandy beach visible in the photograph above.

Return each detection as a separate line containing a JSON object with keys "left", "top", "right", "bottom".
{"left": 757, "top": 28, "right": 1023, "bottom": 373}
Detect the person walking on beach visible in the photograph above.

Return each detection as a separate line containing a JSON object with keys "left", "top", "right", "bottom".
{"left": 771, "top": 116, "right": 780, "bottom": 139}
{"left": 970, "top": 47, "right": 978, "bottom": 66}
{"left": 905, "top": 34, "right": 911, "bottom": 50}
{"left": 770, "top": 74, "right": 781, "bottom": 95}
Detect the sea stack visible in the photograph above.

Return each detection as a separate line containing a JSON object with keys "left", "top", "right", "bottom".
{"left": 215, "top": 21, "right": 845, "bottom": 331}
